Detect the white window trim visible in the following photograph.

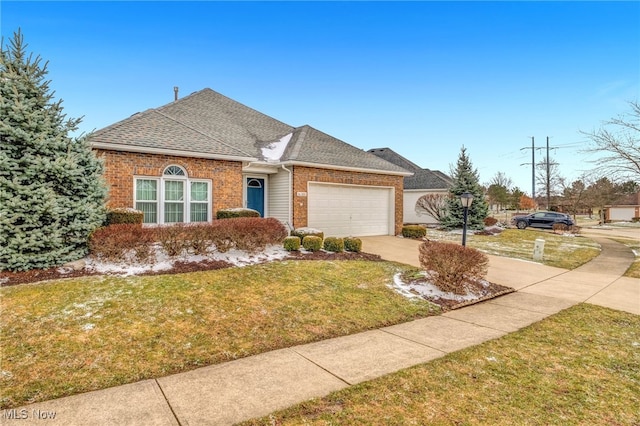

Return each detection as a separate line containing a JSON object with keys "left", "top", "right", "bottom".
{"left": 134, "top": 168, "right": 212, "bottom": 224}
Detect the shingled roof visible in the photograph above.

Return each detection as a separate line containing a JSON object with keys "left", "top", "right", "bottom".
{"left": 90, "top": 88, "right": 409, "bottom": 175}
{"left": 368, "top": 147, "right": 452, "bottom": 190}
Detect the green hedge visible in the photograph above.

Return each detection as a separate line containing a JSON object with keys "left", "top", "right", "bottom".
{"left": 284, "top": 236, "right": 301, "bottom": 251}
{"left": 323, "top": 237, "right": 344, "bottom": 253}
{"left": 106, "top": 208, "right": 143, "bottom": 225}
{"left": 302, "top": 235, "right": 323, "bottom": 252}
{"left": 344, "top": 237, "right": 362, "bottom": 253}
{"left": 216, "top": 208, "right": 260, "bottom": 219}
{"left": 402, "top": 225, "right": 426, "bottom": 239}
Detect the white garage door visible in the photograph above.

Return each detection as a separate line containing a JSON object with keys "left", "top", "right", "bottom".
{"left": 307, "top": 183, "right": 393, "bottom": 237}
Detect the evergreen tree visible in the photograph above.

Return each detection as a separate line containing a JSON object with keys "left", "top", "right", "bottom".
{"left": 0, "top": 30, "right": 107, "bottom": 271}
{"left": 441, "top": 147, "right": 489, "bottom": 230}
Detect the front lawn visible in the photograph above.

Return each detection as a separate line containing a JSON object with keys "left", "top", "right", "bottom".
{"left": 0, "top": 260, "right": 438, "bottom": 409}
{"left": 242, "top": 304, "right": 640, "bottom": 425}
{"left": 426, "top": 228, "right": 601, "bottom": 270}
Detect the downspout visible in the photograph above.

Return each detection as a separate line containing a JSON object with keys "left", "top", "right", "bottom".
{"left": 281, "top": 164, "right": 293, "bottom": 231}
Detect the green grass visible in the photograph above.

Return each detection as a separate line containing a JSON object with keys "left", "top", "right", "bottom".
{"left": 0, "top": 260, "right": 438, "bottom": 409}
{"left": 426, "top": 228, "right": 601, "bottom": 269}
{"left": 241, "top": 304, "right": 640, "bottom": 425}
{"left": 610, "top": 237, "right": 640, "bottom": 278}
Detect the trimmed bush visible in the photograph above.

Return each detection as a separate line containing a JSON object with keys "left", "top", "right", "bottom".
{"left": 105, "top": 208, "right": 144, "bottom": 226}
{"left": 283, "top": 236, "right": 301, "bottom": 251}
{"left": 418, "top": 240, "right": 489, "bottom": 295}
{"left": 302, "top": 235, "right": 323, "bottom": 252}
{"left": 344, "top": 237, "right": 362, "bottom": 253}
{"left": 89, "top": 224, "right": 155, "bottom": 262}
{"left": 484, "top": 216, "right": 498, "bottom": 227}
{"left": 323, "top": 237, "right": 344, "bottom": 253}
{"left": 632, "top": 217, "right": 640, "bottom": 223}
{"left": 402, "top": 225, "right": 426, "bottom": 239}
{"left": 154, "top": 224, "right": 189, "bottom": 257}
{"left": 291, "top": 227, "right": 324, "bottom": 241}
{"left": 216, "top": 208, "right": 260, "bottom": 219}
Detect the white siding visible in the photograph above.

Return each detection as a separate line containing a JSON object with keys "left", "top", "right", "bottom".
{"left": 268, "top": 168, "right": 291, "bottom": 227}
{"left": 403, "top": 190, "right": 446, "bottom": 225}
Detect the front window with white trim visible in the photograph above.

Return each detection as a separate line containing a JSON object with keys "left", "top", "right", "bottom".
{"left": 134, "top": 165, "right": 211, "bottom": 224}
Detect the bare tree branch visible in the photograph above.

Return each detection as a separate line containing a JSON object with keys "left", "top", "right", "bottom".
{"left": 415, "top": 194, "right": 449, "bottom": 222}
{"left": 580, "top": 101, "right": 640, "bottom": 182}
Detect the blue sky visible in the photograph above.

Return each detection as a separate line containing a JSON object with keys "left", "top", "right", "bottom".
{"left": 2, "top": 1, "right": 639, "bottom": 194}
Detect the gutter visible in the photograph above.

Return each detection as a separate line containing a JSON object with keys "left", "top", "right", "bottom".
{"left": 90, "top": 142, "right": 257, "bottom": 163}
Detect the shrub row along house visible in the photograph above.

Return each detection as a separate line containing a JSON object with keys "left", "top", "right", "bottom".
{"left": 89, "top": 88, "right": 413, "bottom": 236}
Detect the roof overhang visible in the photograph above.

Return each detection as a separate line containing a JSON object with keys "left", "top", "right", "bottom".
{"left": 282, "top": 160, "right": 413, "bottom": 177}
{"left": 242, "top": 162, "right": 281, "bottom": 174}
{"left": 90, "top": 142, "right": 257, "bottom": 163}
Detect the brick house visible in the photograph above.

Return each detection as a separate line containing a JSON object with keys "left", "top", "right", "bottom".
{"left": 368, "top": 147, "right": 452, "bottom": 224}
{"left": 89, "top": 88, "right": 411, "bottom": 236}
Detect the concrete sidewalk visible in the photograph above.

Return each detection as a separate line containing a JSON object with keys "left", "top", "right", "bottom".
{"left": 2, "top": 235, "right": 638, "bottom": 425}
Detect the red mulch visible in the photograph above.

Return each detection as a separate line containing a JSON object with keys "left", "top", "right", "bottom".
{"left": 0, "top": 251, "right": 383, "bottom": 288}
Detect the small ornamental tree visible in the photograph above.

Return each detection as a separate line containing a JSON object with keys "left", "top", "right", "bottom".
{"left": 441, "top": 147, "right": 489, "bottom": 230}
{"left": 0, "top": 30, "right": 107, "bottom": 271}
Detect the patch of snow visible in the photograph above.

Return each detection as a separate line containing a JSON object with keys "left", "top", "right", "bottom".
{"left": 84, "top": 244, "right": 289, "bottom": 276}
{"left": 388, "top": 271, "right": 490, "bottom": 302}
{"left": 486, "top": 356, "right": 497, "bottom": 362}
{"left": 293, "top": 227, "right": 323, "bottom": 235}
{"left": 82, "top": 323, "right": 95, "bottom": 331}
{"left": 261, "top": 133, "right": 293, "bottom": 162}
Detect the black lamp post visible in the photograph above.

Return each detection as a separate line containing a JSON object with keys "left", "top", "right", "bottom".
{"left": 460, "top": 192, "right": 474, "bottom": 247}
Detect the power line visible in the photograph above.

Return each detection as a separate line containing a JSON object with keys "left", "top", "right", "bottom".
{"left": 521, "top": 136, "right": 567, "bottom": 209}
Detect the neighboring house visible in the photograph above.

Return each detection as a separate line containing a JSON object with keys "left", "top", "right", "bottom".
{"left": 89, "top": 88, "right": 412, "bottom": 237}
{"left": 367, "top": 148, "right": 452, "bottom": 224}
{"left": 604, "top": 192, "right": 640, "bottom": 222}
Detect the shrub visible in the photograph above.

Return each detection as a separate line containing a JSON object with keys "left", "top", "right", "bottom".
{"left": 323, "top": 237, "right": 344, "bottom": 253}
{"left": 220, "top": 217, "right": 287, "bottom": 252}
{"left": 291, "top": 227, "right": 324, "bottom": 241}
{"left": 484, "top": 216, "right": 498, "bottom": 227}
{"left": 154, "top": 224, "right": 189, "bottom": 257}
{"left": 344, "top": 237, "right": 362, "bottom": 253}
{"left": 418, "top": 240, "right": 489, "bottom": 295}
{"left": 402, "top": 225, "right": 426, "bottom": 239}
{"left": 105, "top": 208, "right": 144, "bottom": 226}
{"left": 216, "top": 208, "right": 260, "bottom": 219}
{"left": 283, "top": 236, "right": 301, "bottom": 251}
{"left": 302, "top": 236, "right": 323, "bottom": 252}
{"left": 632, "top": 217, "right": 640, "bottom": 223}
{"left": 89, "top": 224, "right": 155, "bottom": 262}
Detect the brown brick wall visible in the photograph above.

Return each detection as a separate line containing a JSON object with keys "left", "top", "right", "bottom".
{"left": 94, "top": 150, "right": 244, "bottom": 214}
{"left": 292, "top": 166, "right": 404, "bottom": 235}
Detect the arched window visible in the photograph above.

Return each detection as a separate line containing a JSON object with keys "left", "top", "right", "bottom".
{"left": 134, "top": 165, "right": 211, "bottom": 224}
{"left": 247, "top": 178, "right": 263, "bottom": 188}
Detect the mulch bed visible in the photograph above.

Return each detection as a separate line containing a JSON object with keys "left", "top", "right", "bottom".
{"left": 0, "top": 251, "right": 384, "bottom": 288}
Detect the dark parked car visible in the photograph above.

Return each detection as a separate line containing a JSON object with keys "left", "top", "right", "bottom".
{"left": 511, "top": 212, "right": 574, "bottom": 230}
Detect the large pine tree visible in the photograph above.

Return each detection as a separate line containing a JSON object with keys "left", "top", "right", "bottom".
{"left": 0, "top": 30, "right": 107, "bottom": 271}
{"left": 441, "top": 147, "right": 489, "bottom": 230}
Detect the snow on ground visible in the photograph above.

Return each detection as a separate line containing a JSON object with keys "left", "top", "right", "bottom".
{"left": 388, "top": 271, "right": 490, "bottom": 303}
{"left": 84, "top": 244, "right": 290, "bottom": 277}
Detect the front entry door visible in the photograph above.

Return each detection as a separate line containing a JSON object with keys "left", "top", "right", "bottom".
{"left": 246, "top": 178, "right": 265, "bottom": 217}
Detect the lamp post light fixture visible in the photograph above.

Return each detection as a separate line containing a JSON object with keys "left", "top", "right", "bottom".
{"left": 459, "top": 192, "right": 474, "bottom": 247}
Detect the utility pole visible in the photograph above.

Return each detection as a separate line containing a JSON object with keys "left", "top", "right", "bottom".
{"left": 521, "top": 136, "right": 562, "bottom": 210}
{"left": 546, "top": 136, "right": 551, "bottom": 210}
{"left": 519, "top": 136, "right": 536, "bottom": 203}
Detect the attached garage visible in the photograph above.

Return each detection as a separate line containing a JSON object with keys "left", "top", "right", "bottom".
{"left": 307, "top": 182, "right": 394, "bottom": 237}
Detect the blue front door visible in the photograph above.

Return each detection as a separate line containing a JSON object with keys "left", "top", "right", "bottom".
{"left": 246, "top": 178, "right": 264, "bottom": 217}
